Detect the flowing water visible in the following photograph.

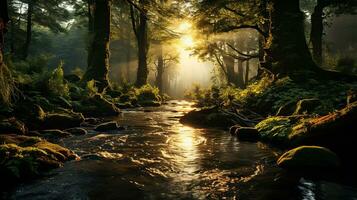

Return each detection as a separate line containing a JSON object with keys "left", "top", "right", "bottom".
{"left": 10, "top": 101, "right": 357, "bottom": 199}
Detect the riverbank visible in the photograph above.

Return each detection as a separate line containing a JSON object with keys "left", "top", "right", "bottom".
{"left": 181, "top": 74, "right": 357, "bottom": 172}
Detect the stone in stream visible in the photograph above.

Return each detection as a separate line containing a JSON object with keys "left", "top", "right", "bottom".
{"left": 235, "top": 127, "right": 260, "bottom": 141}
{"left": 94, "top": 121, "right": 125, "bottom": 132}
{"left": 39, "top": 129, "right": 72, "bottom": 140}
{"left": 277, "top": 146, "right": 340, "bottom": 170}
{"left": 65, "top": 128, "right": 88, "bottom": 136}
{"left": 0, "top": 134, "right": 78, "bottom": 186}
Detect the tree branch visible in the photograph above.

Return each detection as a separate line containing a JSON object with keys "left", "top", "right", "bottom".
{"left": 226, "top": 43, "right": 259, "bottom": 59}
{"left": 219, "top": 24, "right": 268, "bottom": 38}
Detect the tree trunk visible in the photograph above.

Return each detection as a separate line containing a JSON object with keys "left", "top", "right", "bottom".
{"left": 23, "top": 0, "right": 33, "bottom": 59}
{"left": 237, "top": 60, "right": 245, "bottom": 88}
{"left": 245, "top": 59, "right": 250, "bottom": 86}
{"left": 126, "top": 35, "right": 131, "bottom": 83}
{"left": 135, "top": 1, "right": 149, "bottom": 87}
{"left": 310, "top": 0, "right": 328, "bottom": 66}
{"left": 156, "top": 44, "right": 164, "bottom": 94}
{"left": 82, "top": 0, "right": 111, "bottom": 92}
{"left": 223, "top": 55, "right": 235, "bottom": 85}
{"left": 265, "top": 0, "right": 317, "bottom": 74}
{"left": 87, "top": 0, "right": 95, "bottom": 70}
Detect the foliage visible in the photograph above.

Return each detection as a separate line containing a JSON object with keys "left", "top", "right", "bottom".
{"left": 0, "top": 61, "right": 15, "bottom": 106}
{"left": 135, "top": 84, "right": 161, "bottom": 102}
{"left": 85, "top": 80, "right": 99, "bottom": 97}
{"left": 48, "top": 63, "right": 69, "bottom": 97}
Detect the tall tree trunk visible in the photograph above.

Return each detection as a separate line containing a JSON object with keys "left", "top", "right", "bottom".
{"left": 135, "top": 0, "right": 149, "bottom": 87}
{"left": 82, "top": 0, "right": 111, "bottom": 92}
{"left": 126, "top": 34, "right": 131, "bottom": 83}
{"left": 310, "top": 0, "right": 329, "bottom": 66}
{"left": 265, "top": 0, "right": 317, "bottom": 74}
{"left": 156, "top": 43, "right": 164, "bottom": 94}
{"left": 222, "top": 55, "right": 235, "bottom": 85}
{"left": 237, "top": 59, "right": 244, "bottom": 88}
{"left": 23, "top": 0, "right": 33, "bottom": 59}
{"left": 245, "top": 59, "right": 250, "bottom": 86}
{"left": 87, "top": 0, "right": 95, "bottom": 70}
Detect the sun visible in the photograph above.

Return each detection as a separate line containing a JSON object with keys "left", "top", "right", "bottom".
{"left": 180, "top": 35, "right": 195, "bottom": 47}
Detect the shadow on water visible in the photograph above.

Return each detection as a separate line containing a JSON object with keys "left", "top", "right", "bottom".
{"left": 10, "top": 101, "right": 357, "bottom": 200}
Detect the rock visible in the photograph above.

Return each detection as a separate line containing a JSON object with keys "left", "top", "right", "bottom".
{"left": 39, "top": 129, "right": 71, "bottom": 140}
{"left": 64, "top": 74, "right": 81, "bottom": 83}
{"left": 277, "top": 146, "right": 340, "bottom": 170}
{"left": 94, "top": 121, "right": 122, "bottom": 131}
{"left": 84, "top": 117, "right": 100, "bottom": 125}
{"left": 235, "top": 127, "right": 260, "bottom": 141}
{"left": 65, "top": 128, "right": 87, "bottom": 136}
{"left": 94, "top": 121, "right": 125, "bottom": 132}
{"left": 180, "top": 107, "right": 235, "bottom": 128}
{"left": 0, "top": 118, "right": 27, "bottom": 135}
{"left": 229, "top": 125, "right": 241, "bottom": 135}
{"left": 41, "top": 112, "right": 84, "bottom": 130}
{"left": 138, "top": 100, "right": 161, "bottom": 107}
{"left": 0, "top": 134, "right": 78, "bottom": 185}
{"left": 75, "top": 94, "right": 121, "bottom": 117}
{"left": 293, "top": 98, "right": 321, "bottom": 115}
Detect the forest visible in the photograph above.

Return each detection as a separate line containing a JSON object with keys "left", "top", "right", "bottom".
{"left": 1, "top": 0, "right": 357, "bottom": 199}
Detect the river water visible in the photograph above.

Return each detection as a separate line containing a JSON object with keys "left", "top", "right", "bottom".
{"left": 11, "top": 101, "right": 357, "bottom": 199}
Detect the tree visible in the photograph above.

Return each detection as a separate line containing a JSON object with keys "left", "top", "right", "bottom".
{"left": 130, "top": 0, "right": 149, "bottom": 87}
{"left": 82, "top": 0, "right": 111, "bottom": 92}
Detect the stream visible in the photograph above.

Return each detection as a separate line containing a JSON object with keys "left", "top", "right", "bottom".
{"left": 10, "top": 101, "right": 357, "bottom": 199}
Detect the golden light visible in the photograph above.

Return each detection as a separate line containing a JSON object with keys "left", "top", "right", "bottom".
{"left": 177, "top": 21, "right": 192, "bottom": 32}
{"left": 180, "top": 35, "right": 195, "bottom": 48}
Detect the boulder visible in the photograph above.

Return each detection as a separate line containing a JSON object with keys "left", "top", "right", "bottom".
{"left": 39, "top": 129, "right": 71, "bottom": 140}
{"left": 293, "top": 98, "right": 321, "bottom": 115}
{"left": 0, "top": 118, "right": 27, "bottom": 135}
{"left": 41, "top": 112, "right": 84, "bottom": 130}
{"left": 65, "top": 127, "right": 87, "bottom": 136}
{"left": 74, "top": 94, "right": 121, "bottom": 117}
{"left": 180, "top": 107, "right": 235, "bottom": 128}
{"left": 94, "top": 121, "right": 123, "bottom": 131}
{"left": 235, "top": 127, "right": 260, "bottom": 141}
{"left": 277, "top": 146, "right": 340, "bottom": 170}
{"left": 0, "top": 134, "right": 78, "bottom": 184}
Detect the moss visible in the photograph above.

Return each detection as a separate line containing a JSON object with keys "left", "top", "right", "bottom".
{"left": 277, "top": 146, "right": 340, "bottom": 170}
{"left": 255, "top": 117, "right": 294, "bottom": 145}
{"left": 0, "top": 135, "right": 77, "bottom": 185}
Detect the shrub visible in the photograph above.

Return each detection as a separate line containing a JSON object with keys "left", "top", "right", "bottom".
{"left": 135, "top": 84, "right": 161, "bottom": 102}
{"left": 47, "top": 62, "right": 69, "bottom": 97}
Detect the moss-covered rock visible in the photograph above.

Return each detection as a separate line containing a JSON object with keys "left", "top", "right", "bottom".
{"left": 0, "top": 134, "right": 78, "bottom": 185}
{"left": 94, "top": 121, "right": 123, "bottom": 131}
{"left": 277, "top": 146, "right": 340, "bottom": 170}
{"left": 275, "top": 101, "right": 297, "bottom": 116}
{"left": 229, "top": 125, "right": 241, "bottom": 135}
{"left": 138, "top": 100, "right": 161, "bottom": 107}
{"left": 255, "top": 116, "right": 294, "bottom": 146}
{"left": 180, "top": 107, "right": 235, "bottom": 128}
{"left": 41, "top": 111, "right": 84, "bottom": 130}
{"left": 0, "top": 118, "right": 27, "bottom": 135}
{"left": 74, "top": 94, "right": 120, "bottom": 117}
{"left": 65, "top": 127, "right": 87, "bottom": 136}
{"left": 39, "top": 129, "right": 71, "bottom": 140}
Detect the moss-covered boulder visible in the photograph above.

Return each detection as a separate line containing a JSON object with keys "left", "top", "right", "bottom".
{"left": 65, "top": 127, "right": 87, "bottom": 136}
{"left": 74, "top": 94, "right": 121, "bottom": 117}
{"left": 180, "top": 107, "right": 235, "bottom": 128}
{"left": 277, "top": 146, "right": 340, "bottom": 170}
{"left": 94, "top": 121, "right": 123, "bottom": 132}
{"left": 235, "top": 127, "right": 260, "bottom": 141}
{"left": 39, "top": 129, "right": 71, "bottom": 140}
{"left": 0, "top": 118, "right": 27, "bottom": 135}
{"left": 0, "top": 135, "right": 78, "bottom": 185}
{"left": 41, "top": 111, "right": 84, "bottom": 130}
{"left": 138, "top": 100, "right": 161, "bottom": 107}
{"left": 293, "top": 98, "right": 321, "bottom": 115}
